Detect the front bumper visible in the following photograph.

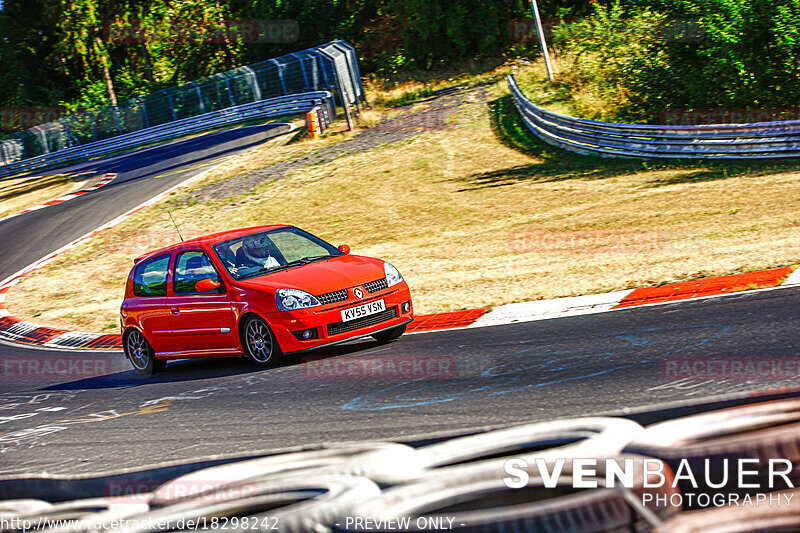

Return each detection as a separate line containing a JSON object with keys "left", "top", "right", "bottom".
{"left": 266, "top": 282, "right": 413, "bottom": 353}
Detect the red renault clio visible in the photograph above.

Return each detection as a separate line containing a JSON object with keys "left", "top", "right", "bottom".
{"left": 120, "top": 225, "right": 413, "bottom": 375}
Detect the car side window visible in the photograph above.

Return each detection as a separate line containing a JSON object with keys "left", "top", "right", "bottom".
{"left": 132, "top": 255, "right": 170, "bottom": 297}
{"left": 174, "top": 251, "right": 224, "bottom": 294}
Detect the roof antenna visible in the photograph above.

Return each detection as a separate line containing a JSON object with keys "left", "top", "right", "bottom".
{"left": 168, "top": 211, "right": 184, "bottom": 242}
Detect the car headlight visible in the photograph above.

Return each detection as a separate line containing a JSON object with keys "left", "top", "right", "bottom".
{"left": 276, "top": 289, "right": 320, "bottom": 311}
{"left": 384, "top": 262, "right": 403, "bottom": 287}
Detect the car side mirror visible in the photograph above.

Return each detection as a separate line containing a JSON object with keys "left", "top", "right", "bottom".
{"left": 196, "top": 278, "right": 221, "bottom": 293}
{"left": 338, "top": 245, "right": 350, "bottom": 254}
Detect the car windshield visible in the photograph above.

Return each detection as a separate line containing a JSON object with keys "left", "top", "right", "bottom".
{"left": 211, "top": 226, "right": 342, "bottom": 280}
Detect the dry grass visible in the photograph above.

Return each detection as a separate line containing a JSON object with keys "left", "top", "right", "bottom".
{"left": 6, "top": 62, "right": 800, "bottom": 332}
{"left": 0, "top": 173, "right": 99, "bottom": 220}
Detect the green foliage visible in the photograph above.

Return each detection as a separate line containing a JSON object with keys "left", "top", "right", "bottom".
{"left": 554, "top": 0, "right": 800, "bottom": 121}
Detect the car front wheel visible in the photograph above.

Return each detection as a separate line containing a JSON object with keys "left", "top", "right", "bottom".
{"left": 243, "top": 315, "right": 284, "bottom": 366}
{"left": 125, "top": 329, "right": 161, "bottom": 376}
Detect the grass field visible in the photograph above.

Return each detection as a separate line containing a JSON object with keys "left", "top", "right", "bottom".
{"left": 5, "top": 60, "right": 800, "bottom": 332}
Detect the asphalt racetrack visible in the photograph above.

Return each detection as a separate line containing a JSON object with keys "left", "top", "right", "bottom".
{"left": 0, "top": 125, "right": 798, "bottom": 476}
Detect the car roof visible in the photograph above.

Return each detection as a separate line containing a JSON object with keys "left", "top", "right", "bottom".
{"left": 133, "top": 224, "right": 293, "bottom": 264}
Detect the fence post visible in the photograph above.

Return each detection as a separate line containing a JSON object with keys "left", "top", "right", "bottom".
{"left": 190, "top": 82, "right": 206, "bottom": 114}
{"left": 163, "top": 90, "right": 177, "bottom": 121}
{"left": 14, "top": 133, "right": 26, "bottom": 160}
{"left": 242, "top": 66, "right": 262, "bottom": 101}
{"left": 269, "top": 59, "right": 288, "bottom": 95}
{"left": 139, "top": 97, "right": 150, "bottom": 129}
{"left": 290, "top": 53, "right": 311, "bottom": 91}
{"left": 224, "top": 77, "right": 236, "bottom": 108}
{"left": 58, "top": 119, "right": 80, "bottom": 147}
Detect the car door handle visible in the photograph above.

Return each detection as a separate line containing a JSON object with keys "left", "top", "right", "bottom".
{"left": 170, "top": 308, "right": 180, "bottom": 316}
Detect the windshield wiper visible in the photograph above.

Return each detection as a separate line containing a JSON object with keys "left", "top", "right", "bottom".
{"left": 246, "top": 255, "right": 333, "bottom": 277}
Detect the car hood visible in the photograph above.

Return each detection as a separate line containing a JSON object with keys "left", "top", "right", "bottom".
{"left": 235, "top": 255, "right": 387, "bottom": 295}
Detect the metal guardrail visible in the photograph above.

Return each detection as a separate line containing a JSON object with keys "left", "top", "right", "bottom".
{"left": 0, "top": 40, "right": 362, "bottom": 169}
{"left": 508, "top": 74, "right": 800, "bottom": 159}
{"left": 0, "top": 92, "right": 334, "bottom": 179}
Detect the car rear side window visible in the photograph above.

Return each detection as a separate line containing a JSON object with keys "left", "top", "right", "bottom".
{"left": 133, "top": 255, "right": 170, "bottom": 297}
{"left": 174, "top": 251, "right": 224, "bottom": 294}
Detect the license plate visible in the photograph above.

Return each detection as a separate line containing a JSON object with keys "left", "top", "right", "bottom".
{"left": 341, "top": 299, "right": 386, "bottom": 322}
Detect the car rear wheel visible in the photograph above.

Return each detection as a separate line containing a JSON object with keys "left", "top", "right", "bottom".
{"left": 243, "top": 315, "right": 283, "bottom": 366}
{"left": 125, "top": 329, "right": 160, "bottom": 376}
{"left": 372, "top": 323, "right": 407, "bottom": 343}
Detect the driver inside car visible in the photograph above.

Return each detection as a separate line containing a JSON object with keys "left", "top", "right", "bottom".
{"left": 235, "top": 236, "right": 281, "bottom": 271}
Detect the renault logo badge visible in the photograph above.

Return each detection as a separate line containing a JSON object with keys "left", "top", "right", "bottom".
{"left": 354, "top": 287, "right": 364, "bottom": 299}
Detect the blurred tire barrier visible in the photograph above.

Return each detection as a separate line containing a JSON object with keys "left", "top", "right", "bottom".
{"left": 3, "top": 399, "right": 800, "bottom": 532}
{"left": 0, "top": 499, "right": 53, "bottom": 518}
{"left": 118, "top": 475, "right": 379, "bottom": 533}
{"left": 0, "top": 496, "right": 148, "bottom": 533}
{"left": 333, "top": 455, "right": 679, "bottom": 533}
{"left": 508, "top": 74, "right": 800, "bottom": 159}
{"left": 654, "top": 488, "right": 800, "bottom": 532}
{"left": 624, "top": 399, "right": 800, "bottom": 510}
{"left": 372, "top": 417, "right": 645, "bottom": 485}
{"left": 150, "top": 442, "right": 425, "bottom": 506}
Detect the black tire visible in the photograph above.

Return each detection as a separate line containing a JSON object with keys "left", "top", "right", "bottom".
{"left": 242, "top": 315, "right": 284, "bottom": 366}
{"left": 151, "top": 442, "right": 423, "bottom": 507}
{"left": 372, "top": 323, "right": 407, "bottom": 343}
{"left": 334, "top": 454, "right": 680, "bottom": 533}
{"left": 125, "top": 329, "right": 160, "bottom": 376}
{"left": 371, "top": 416, "right": 645, "bottom": 486}
{"left": 624, "top": 398, "right": 800, "bottom": 510}
{"left": 122, "top": 475, "right": 380, "bottom": 533}
{"left": 654, "top": 488, "right": 800, "bottom": 532}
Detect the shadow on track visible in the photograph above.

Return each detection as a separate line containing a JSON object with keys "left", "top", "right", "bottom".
{"left": 43, "top": 337, "right": 392, "bottom": 391}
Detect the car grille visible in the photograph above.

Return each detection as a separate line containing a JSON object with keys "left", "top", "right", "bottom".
{"left": 363, "top": 278, "right": 388, "bottom": 293}
{"left": 327, "top": 307, "right": 398, "bottom": 336}
{"left": 316, "top": 289, "right": 348, "bottom": 306}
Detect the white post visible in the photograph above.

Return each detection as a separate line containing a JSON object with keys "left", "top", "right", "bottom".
{"left": 530, "top": 0, "right": 554, "bottom": 81}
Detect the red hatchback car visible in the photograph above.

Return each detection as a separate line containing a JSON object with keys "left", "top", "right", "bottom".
{"left": 120, "top": 225, "right": 413, "bottom": 375}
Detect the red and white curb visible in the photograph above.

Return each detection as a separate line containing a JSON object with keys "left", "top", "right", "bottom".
{"left": 408, "top": 266, "right": 798, "bottom": 333}
{"left": 0, "top": 173, "right": 117, "bottom": 224}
